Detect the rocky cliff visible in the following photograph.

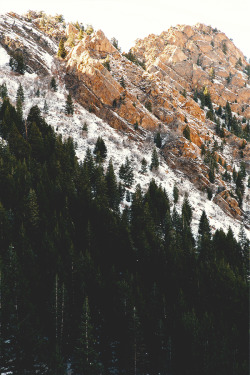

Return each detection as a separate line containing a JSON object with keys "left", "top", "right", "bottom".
{"left": 0, "top": 11, "right": 249, "bottom": 234}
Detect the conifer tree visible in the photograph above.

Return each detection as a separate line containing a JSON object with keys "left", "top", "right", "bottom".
{"left": 57, "top": 39, "right": 67, "bottom": 59}
{"left": 16, "top": 98, "right": 23, "bottom": 120}
{"left": 65, "top": 94, "right": 74, "bottom": 115}
{"left": 43, "top": 100, "right": 49, "bottom": 114}
{"left": 181, "top": 194, "right": 192, "bottom": 227}
{"left": 154, "top": 132, "right": 162, "bottom": 148}
{"left": 173, "top": 184, "right": 179, "bottom": 203}
{"left": 50, "top": 77, "right": 58, "bottom": 91}
{"left": 105, "top": 159, "right": 119, "bottom": 210}
{"left": 0, "top": 83, "right": 8, "bottom": 99}
{"left": 183, "top": 125, "right": 191, "bottom": 140}
{"left": 16, "top": 82, "right": 24, "bottom": 103}
{"left": 119, "top": 157, "right": 134, "bottom": 187}
{"left": 93, "top": 136, "right": 107, "bottom": 162}
{"left": 72, "top": 297, "right": 101, "bottom": 374}
{"left": 150, "top": 148, "right": 159, "bottom": 171}
{"left": 9, "top": 52, "right": 25, "bottom": 74}
{"left": 140, "top": 158, "right": 147, "bottom": 174}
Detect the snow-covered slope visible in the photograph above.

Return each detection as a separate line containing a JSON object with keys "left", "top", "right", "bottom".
{"left": 0, "top": 12, "right": 249, "bottom": 240}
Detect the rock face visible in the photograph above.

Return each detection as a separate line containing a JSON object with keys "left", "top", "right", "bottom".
{"left": 0, "top": 12, "right": 57, "bottom": 75}
{"left": 63, "top": 23, "right": 249, "bottom": 221}
{"left": 0, "top": 12, "right": 249, "bottom": 224}
{"left": 131, "top": 23, "right": 250, "bottom": 117}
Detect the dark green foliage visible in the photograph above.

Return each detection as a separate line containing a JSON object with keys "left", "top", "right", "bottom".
{"left": 16, "top": 82, "right": 24, "bottom": 103}
{"left": 140, "top": 157, "right": 147, "bottom": 174}
{"left": 93, "top": 136, "right": 107, "bottom": 162}
{"left": 134, "top": 120, "right": 139, "bottom": 130}
{"left": 43, "top": 100, "right": 49, "bottom": 114}
{"left": 217, "top": 105, "right": 222, "bottom": 116}
{"left": 57, "top": 39, "right": 67, "bottom": 58}
{"left": 208, "top": 166, "right": 215, "bottom": 183}
{"left": 154, "top": 132, "right": 162, "bottom": 148}
{"left": 183, "top": 125, "right": 191, "bottom": 140}
{"left": 124, "top": 50, "right": 146, "bottom": 69}
{"left": 119, "top": 157, "right": 134, "bottom": 187}
{"left": 173, "top": 184, "right": 179, "bottom": 203}
{"left": 150, "top": 148, "right": 159, "bottom": 171}
{"left": 50, "top": 77, "right": 58, "bottom": 91}
{"left": 9, "top": 51, "right": 25, "bottom": 74}
{"left": 111, "top": 37, "right": 121, "bottom": 52}
{"left": 16, "top": 97, "right": 23, "bottom": 120}
{"left": 102, "top": 60, "right": 111, "bottom": 71}
{"left": 206, "top": 109, "right": 214, "bottom": 121}
{"left": 0, "top": 99, "right": 248, "bottom": 375}
{"left": 65, "top": 94, "right": 74, "bottom": 115}
{"left": 145, "top": 100, "right": 152, "bottom": 112}
{"left": 0, "top": 82, "right": 8, "bottom": 99}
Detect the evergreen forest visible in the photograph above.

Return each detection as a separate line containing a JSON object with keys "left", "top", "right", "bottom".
{"left": 0, "top": 98, "right": 249, "bottom": 375}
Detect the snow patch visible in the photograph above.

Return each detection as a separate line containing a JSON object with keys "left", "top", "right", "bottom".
{"left": 0, "top": 45, "right": 10, "bottom": 67}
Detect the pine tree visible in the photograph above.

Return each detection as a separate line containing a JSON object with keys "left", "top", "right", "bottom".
{"left": 154, "top": 132, "right": 162, "bottom": 148}
{"left": 119, "top": 157, "right": 134, "bottom": 187}
{"left": 0, "top": 83, "right": 8, "bottom": 99}
{"left": 57, "top": 39, "right": 67, "bottom": 59}
{"left": 72, "top": 297, "right": 101, "bottom": 374}
{"left": 183, "top": 125, "right": 191, "bottom": 140}
{"left": 25, "top": 189, "right": 40, "bottom": 229}
{"left": 93, "top": 136, "right": 107, "bottom": 162}
{"left": 182, "top": 194, "right": 192, "bottom": 227}
{"left": 16, "top": 98, "right": 23, "bottom": 120}
{"left": 150, "top": 148, "right": 159, "bottom": 171}
{"left": 43, "top": 100, "right": 49, "bottom": 114}
{"left": 105, "top": 159, "right": 119, "bottom": 210}
{"left": 16, "top": 83, "right": 24, "bottom": 103}
{"left": 173, "top": 184, "right": 179, "bottom": 204}
{"left": 50, "top": 77, "right": 58, "bottom": 91}
{"left": 9, "top": 52, "right": 25, "bottom": 74}
{"left": 140, "top": 158, "right": 147, "bottom": 174}
{"left": 65, "top": 94, "right": 74, "bottom": 115}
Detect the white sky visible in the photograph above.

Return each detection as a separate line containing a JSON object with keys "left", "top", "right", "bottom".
{"left": 1, "top": 0, "right": 250, "bottom": 59}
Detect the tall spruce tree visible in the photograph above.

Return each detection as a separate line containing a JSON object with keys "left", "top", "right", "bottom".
{"left": 119, "top": 157, "right": 134, "bottom": 187}
{"left": 93, "top": 136, "right": 107, "bottom": 162}
{"left": 16, "top": 83, "right": 24, "bottom": 103}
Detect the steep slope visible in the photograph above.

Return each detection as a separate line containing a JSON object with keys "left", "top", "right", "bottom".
{"left": 0, "top": 11, "right": 249, "bottom": 238}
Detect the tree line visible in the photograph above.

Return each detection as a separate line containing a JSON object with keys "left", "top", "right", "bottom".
{"left": 0, "top": 95, "right": 249, "bottom": 374}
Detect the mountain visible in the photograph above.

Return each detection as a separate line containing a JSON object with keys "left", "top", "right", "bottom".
{"left": 0, "top": 11, "right": 249, "bottom": 375}
{"left": 0, "top": 11, "right": 249, "bottom": 237}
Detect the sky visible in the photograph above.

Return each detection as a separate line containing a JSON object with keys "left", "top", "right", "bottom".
{"left": 1, "top": 0, "right": 250, "bottom": 59}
